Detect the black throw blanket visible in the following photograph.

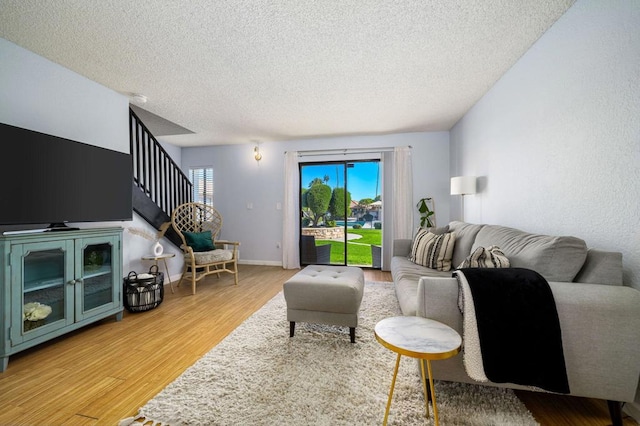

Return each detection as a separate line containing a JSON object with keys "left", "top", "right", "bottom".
{"left": 455, "top": 267, "right": 570, "bottom": 394}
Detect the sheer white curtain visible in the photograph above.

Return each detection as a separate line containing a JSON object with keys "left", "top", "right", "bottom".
{"left": 282, "top": 151, "right": 300, "bottom": 269}
{"left": 392, "top": 146, "right": 413, "bottom": 240}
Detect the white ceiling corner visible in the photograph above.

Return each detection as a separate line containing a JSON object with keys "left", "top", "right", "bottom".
{"left": 0, "top": 0, "right": 575, "bottom": 147}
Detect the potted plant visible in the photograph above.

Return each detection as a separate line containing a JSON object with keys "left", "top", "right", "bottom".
{"left": 416, "top": 198, "right": 435, "bottom": 228}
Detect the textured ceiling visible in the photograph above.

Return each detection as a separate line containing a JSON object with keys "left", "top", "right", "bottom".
{"left": 0, "top": 0, "right": 574, "bottom": 147}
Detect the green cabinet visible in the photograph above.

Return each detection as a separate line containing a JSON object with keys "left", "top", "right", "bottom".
{"left": 0, "top": 228, "right": 123, "bottom": 372}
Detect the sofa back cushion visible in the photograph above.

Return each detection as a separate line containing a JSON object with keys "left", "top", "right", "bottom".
{"left": 472, "top": 225, "right": 588, "bottom": 282}
{"left": 448, "top": 221, "right": 485, "bottom": 268}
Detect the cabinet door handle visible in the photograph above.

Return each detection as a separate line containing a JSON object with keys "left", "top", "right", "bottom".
{"left": 68, "top": 279, "right": 76, "bottom": 285}
{"left": 75, "top": 278, "right": 83, "bottom": 285}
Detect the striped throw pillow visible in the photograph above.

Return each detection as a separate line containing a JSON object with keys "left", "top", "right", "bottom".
{"left": 458, "top": 245, "right": 510, "bottom": 269}
{"left": 409, "top": 229, "right": 457, "bottom": 271}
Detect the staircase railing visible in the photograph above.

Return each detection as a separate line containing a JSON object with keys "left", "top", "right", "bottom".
{"left": 129, "top": 108, "right": 192, "bottom": 217}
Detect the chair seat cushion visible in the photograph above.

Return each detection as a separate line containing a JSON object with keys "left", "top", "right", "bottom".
{"left": 187, "top": 249, "right": 233, "bottom": 265}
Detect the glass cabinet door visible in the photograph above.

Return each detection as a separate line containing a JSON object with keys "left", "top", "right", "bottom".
{"left": 10, "top": 240, "right": 75, "bottom": 343}
{"left": 76, "top": 235, "right": 119, "bottom": 320}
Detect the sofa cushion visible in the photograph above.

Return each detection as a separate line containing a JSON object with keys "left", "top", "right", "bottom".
{"left": 390, "top": 256, "right": 450, "bottom": 315}
{"left": 472, "top": 225, "right": 587, "bottom": 282}
{"left": 409, "top": 229, "right": 456, "bottom": 271}
{"left": 448, "top": 221, "right": 486, "bottom": 269}
{"left": 424, "top": 225, "right": 450, "bottom": 235}
{"left": 391, "top": 256, "right": 450, "bottom": 283}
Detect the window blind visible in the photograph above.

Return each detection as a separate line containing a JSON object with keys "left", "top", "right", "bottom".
{"left": 189, "top": 167, "right": 214, "bottom": 206}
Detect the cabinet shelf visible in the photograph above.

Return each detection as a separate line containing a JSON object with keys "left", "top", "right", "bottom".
{"left": 23, "top": 265, "right": 113, "bottom": 293}
{"left": 24, "top": 278, "right": 64, "bottom": 293}
{"left": 83, "top": 265, "right": 113, "bottom": 279}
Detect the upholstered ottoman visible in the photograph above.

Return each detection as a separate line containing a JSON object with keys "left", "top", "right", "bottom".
{"left": 283, "top": 265, "right": 364, "bottom": 343}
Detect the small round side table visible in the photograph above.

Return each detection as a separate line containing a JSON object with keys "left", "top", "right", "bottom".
{"left": 141, "top": 253, "right": 176, "bottom": 294}
{"left": 374, "top": 316, "right": 462, "bottom": 426}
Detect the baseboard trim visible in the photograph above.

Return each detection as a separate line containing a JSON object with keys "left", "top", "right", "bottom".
{"left": 624, "top": 400, "right": 640, "bottom": 422}
{"left": 169, "top": 273, "right": 183, "bottom": 283}
{"left": 238, "top": 259, "right": 283, "bottom": 267}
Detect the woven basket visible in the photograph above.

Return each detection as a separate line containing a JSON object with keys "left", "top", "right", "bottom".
{"left": 123, "top": 265, "right": 164, "bottom": 313}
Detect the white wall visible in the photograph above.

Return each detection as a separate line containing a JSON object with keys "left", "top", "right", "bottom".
{"left": 158, "top": 137, "right": 182, "bottom": 167}
{"left": 0, "top": 38, "right": 128, "bottom": 153}
{"left": 120, "top": 213, "right": 183, "bottom": 281}
{"left": 450, "top": 0, "right": 639, "bottom": 291}
{"left": 182, "top": 132, "right": 450, "bottom": 265}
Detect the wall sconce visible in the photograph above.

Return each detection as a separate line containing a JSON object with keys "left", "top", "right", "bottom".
{"left": 254, "top": 145, "right": 262, "bottom": 162}
{"left": 451, "top": 176, "right": 477, "bottom": 221}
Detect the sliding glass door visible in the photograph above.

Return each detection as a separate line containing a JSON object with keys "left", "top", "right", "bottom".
{"left": 299, "top": 160, "right": 381, "bottom": 268}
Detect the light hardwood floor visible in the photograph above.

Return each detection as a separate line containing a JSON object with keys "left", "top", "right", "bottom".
{"left": 0, "top": 265, "right": 636, "bottom": 425}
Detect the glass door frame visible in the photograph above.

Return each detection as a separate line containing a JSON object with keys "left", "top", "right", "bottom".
{"left": 298, "top": 158, "right": 382, "bottom": 268}
{"left": 75, "top": 235, "right": 120, "bottom": 322}
{"left": 10, "top": 240, "right": 75, "bottom": 344}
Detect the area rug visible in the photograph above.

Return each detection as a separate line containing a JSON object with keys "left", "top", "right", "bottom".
{"left": 124, "top": 282, "right": 538, "bottom": 425}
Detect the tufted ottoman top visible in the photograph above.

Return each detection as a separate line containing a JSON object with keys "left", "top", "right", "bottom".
{"left": 284, "top": 265, "right": 364, "bottom": 314}
{"left": 287, "top": 265, "right": 364, "bottom": 285}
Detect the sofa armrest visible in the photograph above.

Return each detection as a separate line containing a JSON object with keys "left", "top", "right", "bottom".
{"left": 573, "top": 249, "right": 623, "bottom": 285}
{"left": 416, "top": 277, "right": 463, "bottom": 332}
{"left": 393, "top": 239, "right": 413, "bottom": 258}
{"left": 417, "top": 277, "right": 640, "bottom": 402}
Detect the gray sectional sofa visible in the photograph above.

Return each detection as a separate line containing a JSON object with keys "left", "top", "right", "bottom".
{"left": 391, "top": 221, "right": 640, "bottom": 422}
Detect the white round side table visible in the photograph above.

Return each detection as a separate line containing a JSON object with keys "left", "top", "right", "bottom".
{"left": 374, "top": 316, "right": 462, "bottom": 426}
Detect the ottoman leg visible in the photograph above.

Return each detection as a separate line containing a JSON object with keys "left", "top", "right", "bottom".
{"left": 290, "top": 321, "right": 296, "bottom": 337}
{"left": 350, "top": 327, "right": 356, "bottom": 343}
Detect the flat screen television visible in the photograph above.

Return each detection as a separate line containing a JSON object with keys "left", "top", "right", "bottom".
{"left": 0, "top": 122, "right": 133, "bottom": 231}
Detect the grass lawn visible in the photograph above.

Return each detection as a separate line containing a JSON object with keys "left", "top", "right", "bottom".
{"left": 317, "top": 228, "right": 382, "bottom": 266}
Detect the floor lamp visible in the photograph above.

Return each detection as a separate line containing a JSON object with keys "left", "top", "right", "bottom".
{"left": 451, "top": 176, "right": 477, "bottom": 222}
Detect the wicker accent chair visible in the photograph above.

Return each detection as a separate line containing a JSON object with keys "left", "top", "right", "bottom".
{"left": 171, "top": 202, "right": 240, "bottom": 294}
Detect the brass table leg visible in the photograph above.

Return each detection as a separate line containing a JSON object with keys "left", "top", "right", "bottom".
{"left": 426, "top": 359, "right": 440, "bottom": 426}
{"left": 383, "top": 353, "right": 402, "bottom": 426}
{"left": 420, "top": 359, "right": 430, "bottom": 417}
